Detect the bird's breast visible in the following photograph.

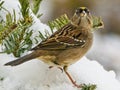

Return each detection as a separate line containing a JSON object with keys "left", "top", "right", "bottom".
{"left": 56, "top": 31, "right": 93, "bottom": 66}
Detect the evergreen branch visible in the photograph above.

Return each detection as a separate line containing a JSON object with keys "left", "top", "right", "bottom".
{"left": 0, "top": 0, "right": 33, "bottom": 57}
{"left": 6, "top": 12, "right": 14, "bottom": 25}
{"left": 81, "top": 84, "right": 97, "bottom": 90}
{"left": 37, "top": 13, "right": 43, "bottom": 18}
{"left": 48, "top": 14, "right": 70, "bottom": 34}
{"left": 0, "top": 11, "right": 17, "bottom": 44}
{"left": 0, "top": 24, "right": 17, "bottom": 43}
{"left": 92, "top": 16, "right": 104, "bottom": 29}
{"left": 13, "top": 9, "right": 16, "bottom": 23}
{"left": 38, "top": 31, "right": 46, "bottom": 40}
{"left": 31, "top": 0, "right": 42, "bottom": 15}
{"left": 19, "top": 0, "right": 30, "bottom": 20}
{"left": 18, "top": 0, "right": 35, "bottom": 23}
{"left": 2, "top": 21, "right": 33, "bottom": 57}
{"left": 0, "top": 1, "right": 4, "bottom": 10}
{"left": 0, "top": 1, "right": 4, "bottom": 22}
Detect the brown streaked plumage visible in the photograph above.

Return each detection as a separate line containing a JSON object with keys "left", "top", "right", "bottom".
{"left": 4, "top": 7, "right": 103, "bottom": 88}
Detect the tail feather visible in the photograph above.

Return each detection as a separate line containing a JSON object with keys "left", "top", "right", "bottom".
{"left": 4, "top": 51, "right": 40, "bottom": 66}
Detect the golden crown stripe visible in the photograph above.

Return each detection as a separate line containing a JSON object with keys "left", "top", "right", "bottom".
{"left": 80, "top": 7, "right": 86, "bottom": 9}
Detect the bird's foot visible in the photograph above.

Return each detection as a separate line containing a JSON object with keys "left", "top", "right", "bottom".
{"left": 48, "top": 66, "right": 63, "bottom": 73}
{"left": 63, "top": 66, "right": 82, "bottom": 88}
{"left": 72, "top": 81, "right": 82, "bottom": 88}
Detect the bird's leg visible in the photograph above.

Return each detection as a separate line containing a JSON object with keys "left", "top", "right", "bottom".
{"left": 63, "top": 66, "right": 82, "bottom": 88}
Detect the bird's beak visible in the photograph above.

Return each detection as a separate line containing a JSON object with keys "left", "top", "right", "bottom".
{"left": 80, "top": 11, "right": 86, "bottom": 17}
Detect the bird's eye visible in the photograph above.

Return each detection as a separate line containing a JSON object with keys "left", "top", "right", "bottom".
{"left": 84, "top": 8, "right": 89, "bottom": 13}
{"left": 75, "top": 9, "right": 83, "bottom": 14}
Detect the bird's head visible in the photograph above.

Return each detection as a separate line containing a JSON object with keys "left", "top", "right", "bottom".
{"left": 71, "top": 7, "right": 93, "bottom": 28}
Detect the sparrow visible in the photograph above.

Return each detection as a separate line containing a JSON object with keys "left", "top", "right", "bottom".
{"left": 4, "top": 7, "right": 103, "bottom": 88}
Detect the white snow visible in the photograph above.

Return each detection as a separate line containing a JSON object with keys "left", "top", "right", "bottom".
{"left": 87, "top": 34, "right": 120, "bottom": 80}
{"left": 0, "top": 54, "right": 120, "bottom": 90}
{"left": 0, "top": 0, "right": 120, "bottom": 90}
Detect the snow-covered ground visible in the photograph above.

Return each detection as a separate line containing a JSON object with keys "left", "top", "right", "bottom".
{"left": 87, "top": 33, "right": 120, "bottom": 80}
{"left": 0, "top": 0, "right": 120, "bottom": 90}
{"left": 0, "top": 54, "right": 120, "bottom": 90}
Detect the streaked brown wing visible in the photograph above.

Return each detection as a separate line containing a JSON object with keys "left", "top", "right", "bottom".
{"left": 32, "top": 23, "right": 85, "bottom": 50}
{"left": 55, "top": 36, "right": 85, "bottom": 46}
{"left": 32, "top": 38, "right": 67, "bottom": 50}
{"left": 32, "top": 36, "right": 85, "bottom": 50}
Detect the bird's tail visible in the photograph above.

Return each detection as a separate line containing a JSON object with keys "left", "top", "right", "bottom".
{"left": 4, "top": 51, "right": 40, "bottom": 66}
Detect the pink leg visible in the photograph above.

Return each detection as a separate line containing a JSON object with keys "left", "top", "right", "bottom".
{"left": 63, "top": 66, "right": 82, "bottom": 88}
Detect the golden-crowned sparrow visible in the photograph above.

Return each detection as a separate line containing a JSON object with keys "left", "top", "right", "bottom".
{"left": 4, "top": 7, "right": 103, "bottom": 88}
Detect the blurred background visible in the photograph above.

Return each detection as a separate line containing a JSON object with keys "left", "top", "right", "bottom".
{"left": 38, "top": 0, "right": 120, "bottom": 80}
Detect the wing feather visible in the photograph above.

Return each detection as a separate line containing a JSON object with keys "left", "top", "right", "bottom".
{"left": 32, "top": 23, "right": 86, "bottom": 50}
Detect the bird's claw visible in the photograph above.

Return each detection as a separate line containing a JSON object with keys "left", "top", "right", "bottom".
{"left": 48, "top": 66, "right": 63, "bottom": 73}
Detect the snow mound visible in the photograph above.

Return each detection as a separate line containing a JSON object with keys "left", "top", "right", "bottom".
{"left": 0, "top": 54, "right": 120, "bottom": 90}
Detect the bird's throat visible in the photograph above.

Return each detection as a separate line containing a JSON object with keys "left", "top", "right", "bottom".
{"left": 78, "top": 17, "right": 92, "bottom": 29}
